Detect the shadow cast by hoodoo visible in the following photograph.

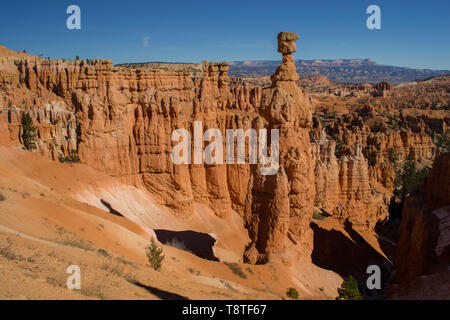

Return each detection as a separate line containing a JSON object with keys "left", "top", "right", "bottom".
{"left": 128, "top": 280, "right": 189, "bottom": 300}
{"left": 310, "top": 220, "right": 391, "bottom": 299}
{"left": 100, "top": 199, "right": 124, "bottom": 217}
{"left": 154, "top": 229, "right": 219, "bottom": 261}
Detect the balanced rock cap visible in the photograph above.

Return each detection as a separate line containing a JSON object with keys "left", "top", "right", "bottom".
{"left": 277, "top": 32, "right": 300, "bottom": 55}
{"left": 277, "top": 32, "right": 300, "bottom": 42}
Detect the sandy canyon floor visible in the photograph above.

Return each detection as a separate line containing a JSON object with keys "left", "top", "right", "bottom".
{"left": 0, "top": 145, "right": 351, "bottom": 300}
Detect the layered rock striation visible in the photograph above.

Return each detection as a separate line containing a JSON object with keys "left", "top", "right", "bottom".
{"left": 1, "top": 37, "right": 444, "bottom": 266}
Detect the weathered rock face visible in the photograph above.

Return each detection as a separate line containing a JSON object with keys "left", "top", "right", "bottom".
{"left": 244, "top": 32, "right": 315, "bottom": 265}
{"left": 309, "top": 105, "right": 440, "bottom": 231}
{"left": 312, "top": 135, "right": 388, "bottom": 231}
{"left": 0, "top": 49, "right": 79, "bottom": 157}
{"left": 4, "top": 104, "right": 77, "bottom": 161}
{"left": 393, "top": 152, "right": 450, "bottom": 284}
{"left": 72, "top": 60, "right": 263, "bottom": 217}
{"left": 425, "top": 153, "right": 450, "bottom": 209}
{"left": 0, "top": 53, "right": 264, "bottom": 219}
{"left": 0, "top": 35, "right": 320, "bottom": 266}
{"left": 2, "top": 38, "right": 441, "bottom": 267}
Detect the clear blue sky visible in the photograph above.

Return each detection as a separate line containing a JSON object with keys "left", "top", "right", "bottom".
{"left": 0, "top": 0, "right": 449, "bottom": 70}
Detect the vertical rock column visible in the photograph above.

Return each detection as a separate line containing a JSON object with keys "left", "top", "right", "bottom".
{"left": 244, "top": 32, "right": 315, "bottom": 265}
{"left": 189, "top": 62, "right": 233, "bottom": 218}
{"left": 217, "top": 62, "right": 233, "bottom": 110}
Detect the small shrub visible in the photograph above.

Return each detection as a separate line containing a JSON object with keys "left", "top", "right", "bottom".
{"left": 61, "top": 238, "right": 93, "bottom": 251}
{"left": 0, "top": 193, "right": 5, "bottom": 201}
{"left": 146, "top": 238, "right": 164, "bottom": 271}
{"left": 165, "top": 238, "right": 190, "bottom": 252}
{"left": 224, "top": 262, "right": 247, "bottom": 279}
{"left": 55, "top": 225, "right": 67, "bottom": 235}
{"left": 116, "top": 256, "right": 137, "bottom": 269}
{"left": 312, "top": 210, "right": 326, "bottom": 221}
{"left": 337, "top": 276, "right": 363, "bottom": 300}
{"left": 58, "top": 150, "right": 80, "bottom": 163}
{"left": 0, "top": 246, "right": 20, "bottom": 261}
{"left": 109, "top": 264, "right": 125, "bottom": 277}
{"left": 286, "top": 287, "right": 299, "bottom": 299}
{"left": 100, "top": 262, "right": 134, "bottom": 281}
{"left": 97, "top": 249, "right": 110, "bottom": 258}
{"left": 21, "top": 113, "right": 37, "bottom": 151}
{"left": 188, "top": 267, "right": 200, "bottom": 275}
{"left": 21, "top": 191, "right": 30, "bottom": 199}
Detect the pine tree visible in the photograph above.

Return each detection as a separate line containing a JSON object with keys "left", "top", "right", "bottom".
{"left": 146, "top": 238, "right": 165, "bottom": 271}
{"left": 286, "top": 287, "right": 299, "bottom": 299}
{"left": 337, "top": 276, "right": 363, "bottom": 300}
{"left": 21, "top": 113, "right": 37, "bottom": 151}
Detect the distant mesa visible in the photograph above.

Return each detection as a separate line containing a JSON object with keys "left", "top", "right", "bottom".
{"left": 228, "top": 58, "right": 450, "bottom": 84}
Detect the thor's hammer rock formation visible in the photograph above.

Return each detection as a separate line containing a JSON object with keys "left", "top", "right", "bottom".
{"left": 244, "top": 32, "right": 315, "bottom": 265}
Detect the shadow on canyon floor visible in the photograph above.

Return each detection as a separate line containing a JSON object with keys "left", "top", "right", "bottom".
{"left": 128, "top": 280, "right": 189, "bottom": 300}
{"left": 154, "top": 229, "right": 219, "bottom": 261}
{"left": 311, "top": 220, "right": 392, "bottom": 298}
{"left": 100, "top": 199, "right": 124, "bottom": 217}
{"left": 374, "top": 219, "right": 398, "bottom": 262}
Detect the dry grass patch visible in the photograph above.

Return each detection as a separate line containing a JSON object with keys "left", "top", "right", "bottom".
{"left": 224, "top": 262, "right": 247, "bottom": 279}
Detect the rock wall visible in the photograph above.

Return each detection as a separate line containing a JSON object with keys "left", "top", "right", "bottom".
{"left": 393, "top": 152, "right": 450, "bottom": 283}
{"left": 3, "top": 104, "right": 77, "bottom": 160}
{"left": 312, "top": 136, "right": 388, "bottom": 231}
{"left": 0, "top": 53, "right": 262, "bottom": 219}
{"left": 1, "top": 38, "right": 441, "bottom": 266}
{"left": 309, "top": 106, "right": 439, "bottom": 231}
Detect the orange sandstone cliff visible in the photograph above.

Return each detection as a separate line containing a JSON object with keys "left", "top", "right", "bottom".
{"left": 0, "top": 36, "right": 447, "bottom": 270}
{"left": 388, "top": 152, "right": 450, "bottom": 299}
